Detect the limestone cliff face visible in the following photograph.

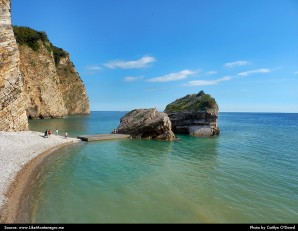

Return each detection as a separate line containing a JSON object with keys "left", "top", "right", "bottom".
{"left": 14, "top": 27, "right": 90, "bottom": 118}
{"left": 164, "top": 91, "right": 220, "bottom": 136}
{"left": 18, "top": 44, "right": 68, "bottom": 118}
{"left": 56, "top": 55, "right": 90, "bottom": 115}
{"left": 0, "top": 0, "right": 28, "bottom": 131}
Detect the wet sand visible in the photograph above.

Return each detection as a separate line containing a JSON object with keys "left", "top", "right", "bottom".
{"left": 0, "top": 131, "right": 80, "bottom": 223}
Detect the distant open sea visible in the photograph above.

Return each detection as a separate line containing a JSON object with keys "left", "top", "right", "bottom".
{"left": 28, "top": 112, "right": 298, "bottom": 223}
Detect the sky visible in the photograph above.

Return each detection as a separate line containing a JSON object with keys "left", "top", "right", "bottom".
{"left": 11, "top": 0, "right": 298, "bottom": 112}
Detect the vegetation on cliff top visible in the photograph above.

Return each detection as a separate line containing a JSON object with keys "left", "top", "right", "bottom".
{"left": 164, "top": 91, "right": 218, "bottom": 113}
{"left": 13, "top": 26, "right": 68, "bottom": 65}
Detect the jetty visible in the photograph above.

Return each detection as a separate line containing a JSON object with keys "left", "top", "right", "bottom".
{"left": 77, "top": 134, "right": 130, "bottom": 142}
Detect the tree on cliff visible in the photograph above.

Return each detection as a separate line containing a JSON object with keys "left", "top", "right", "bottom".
{"left": 13, "top": 26, "right": 68, "bottom": 65}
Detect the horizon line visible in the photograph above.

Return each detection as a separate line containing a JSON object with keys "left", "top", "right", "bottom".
{"left": 89, "top": 111, "right": 298, "bottom": 114}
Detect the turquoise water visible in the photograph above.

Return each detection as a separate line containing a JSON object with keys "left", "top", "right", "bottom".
{"left": 28, "top": 112, "right": 298, "bottom": 223}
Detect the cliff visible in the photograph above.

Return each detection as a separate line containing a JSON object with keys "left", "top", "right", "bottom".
{"left": 0, "top": 0, "right": 28, "bottom": 131}
{"left": 164, "top": 91, "right": 220, "bottom": 136}
{"left": 13, "top": 26, "right": 90, "bottom": 119}
{"left": 116, "top": 108, "right": 176, "bottom": 141}
{"left": 56, "top": 52, "right": 90, "bottom": 115}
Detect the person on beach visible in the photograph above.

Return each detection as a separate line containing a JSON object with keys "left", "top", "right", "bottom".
{"left": 48, "top": 130, "right": 52, "bottom": 136}
{"left": 44, "top": 129, "right": 48, "bottom": 138}
{"left": 56, "top": 129, "right": 58, "bottom": 135}
{"left": 65, "top": 132, "right": 68, "bottom": 139}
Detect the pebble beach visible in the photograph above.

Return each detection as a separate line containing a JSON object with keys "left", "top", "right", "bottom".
{"left": 0, "top": 131, "right": 80, "bottom": 223}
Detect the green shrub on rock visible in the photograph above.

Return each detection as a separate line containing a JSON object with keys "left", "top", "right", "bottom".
{"left": 13, "top": 26, "right": 68, "bottom": 66}
{"left": 164, "top": 91, "right": 218, "bottom": 113}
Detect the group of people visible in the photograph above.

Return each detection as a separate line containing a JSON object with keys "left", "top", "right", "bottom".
{"left": 44, "top": 129, "right": 68, "bottom": 139}
{"left": 43, "top": 129, "right": 52, "bottom": 138}
{"left": 112, "top": 129, "right": 118, "bottom": 134}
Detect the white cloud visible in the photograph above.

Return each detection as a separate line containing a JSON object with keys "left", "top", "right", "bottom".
{"left": 146, "top": 70, "right": 196, "bottom": 82}
{"left": 224, "top": 60, "right": 249, "bottom": 68}
{"left": 83, "top": 65, "right": 102, "bottom": 75}
{"left": 124, "top": 76, "right": 143, "bottom": 82}
{"left": 294, "top": 71, "right": 298, "bottom": 74}
{"left": 104, "top": 56, "right": 156, "bottom": 69}
{"left": 237, "top": 68, "right": 271, "bottom": 76}
{"left": 84, "top": 65, "right": 102, "bottom": 71}
{"left": 205, "top": 71, "right": 217, "bottom": 75}
{"left": 185, "top": 76, "right": 232, "bottom": 86}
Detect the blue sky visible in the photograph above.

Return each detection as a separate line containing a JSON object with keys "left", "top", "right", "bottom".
{"left": 12, "top": 0, "right": 298, "bottom": 112}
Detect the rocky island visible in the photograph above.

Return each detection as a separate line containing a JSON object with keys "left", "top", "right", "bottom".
{"left": 116, "top": 91, "right": 219, "bottom": 140}
{"left": 164, "top": 91, "right": 220, "bottom": 136}
{"left": 116, "top": 108, "right": 176, "bottom": 141}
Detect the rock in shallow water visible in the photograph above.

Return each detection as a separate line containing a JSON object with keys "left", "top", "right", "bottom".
{"left": 164, "top": 91, "right": 220, "bottom": 137}
{"left": 116, "top": 108, "right": 176, "bottom": 141}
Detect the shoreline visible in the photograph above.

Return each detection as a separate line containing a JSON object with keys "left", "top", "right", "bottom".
{"left": 0, "top": 131, "right": 80, "bottom": 223}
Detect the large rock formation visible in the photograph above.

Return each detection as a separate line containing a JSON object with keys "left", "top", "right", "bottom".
{"left": 17, "top": 41, "right": 67, "bottom": 118}
{"left": 116, "top": 108, "right": 176, "bottom": 141}
{"left": 164, "top": 91, "right": 220, "bottom": 136}
{"left": 56, "top": 54, "right": 90, "bottom": 115}
{"left": 13, "top": 26, "right": 90, "bottom": 118}
{"left": 0, "top": 0, "right": 28, "bottom": 131}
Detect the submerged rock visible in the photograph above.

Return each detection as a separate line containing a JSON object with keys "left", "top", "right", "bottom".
{"left": 116, "top": 108, "right": 176, "bottom": 141}
{"left": 164, "top": 91, "right": 220, "bottom": 137}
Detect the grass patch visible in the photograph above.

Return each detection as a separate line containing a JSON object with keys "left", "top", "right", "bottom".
{"left": 164, "top": 91, "right": 217, "bottom": 113}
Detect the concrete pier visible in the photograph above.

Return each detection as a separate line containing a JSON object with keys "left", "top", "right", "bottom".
{"left": 77, "top": 134, "right": 130, "bottom": 142}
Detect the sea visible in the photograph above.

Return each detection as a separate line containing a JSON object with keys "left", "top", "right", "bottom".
{"left": 28, "top": 112, "right": 298, "bottom": 223}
